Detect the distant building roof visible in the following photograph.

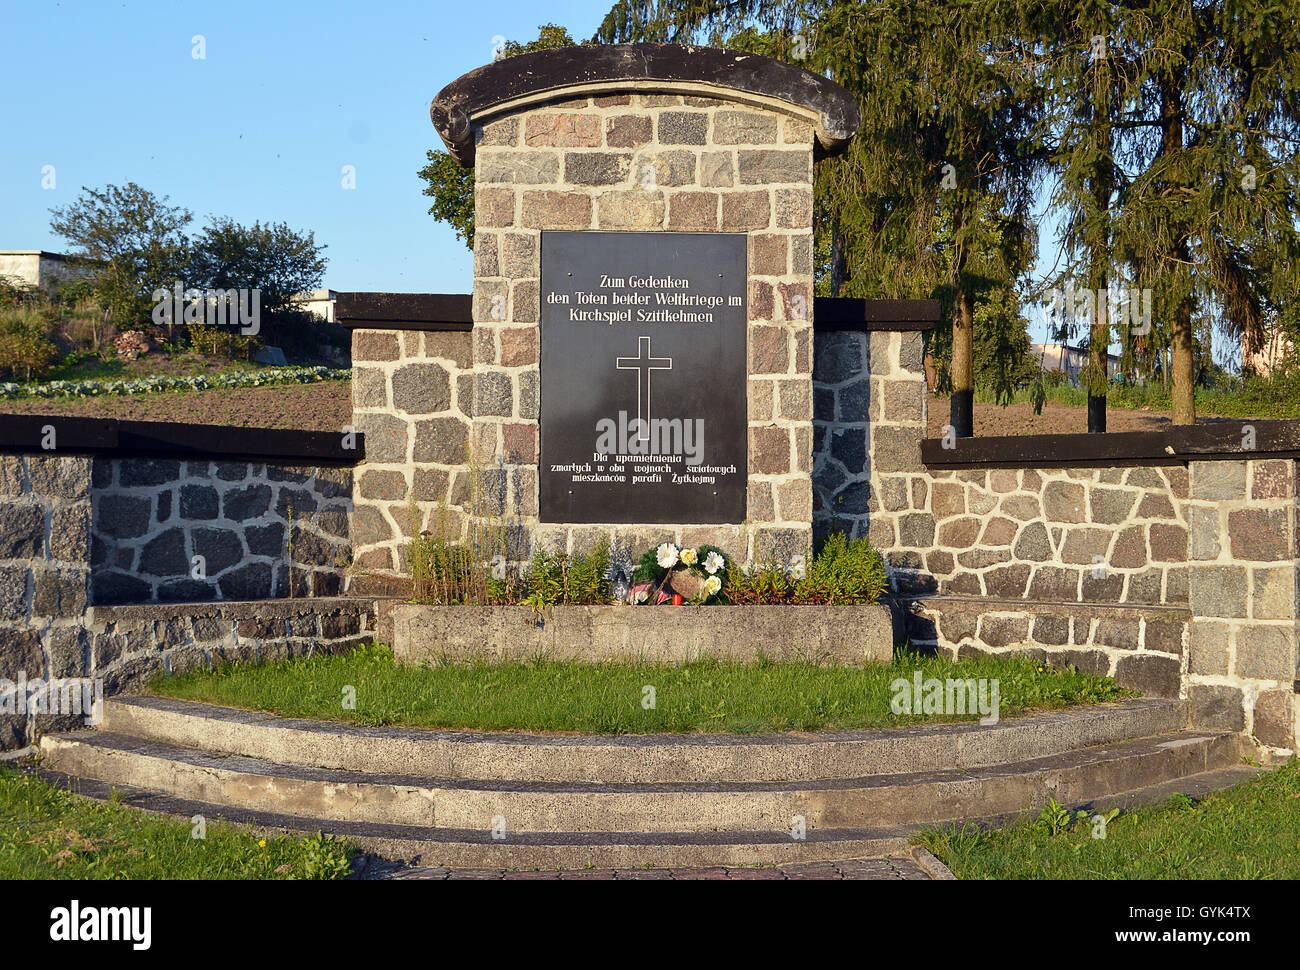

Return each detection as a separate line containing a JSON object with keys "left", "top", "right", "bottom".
{"left": 293, "top": 288, "right": 336, "bottom": 301}
{"left": 1032, "top": 343, "right": 1119, "bottom": 363}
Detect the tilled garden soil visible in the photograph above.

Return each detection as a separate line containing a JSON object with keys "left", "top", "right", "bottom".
{"left": 0, "top": 384, "right": 1240, "bottom": 436}
{"left": 924, "top": 396, "right": 1237, "bottom": 437}
{"left": 1, "top": 381, "right": 352, "bottom": 431}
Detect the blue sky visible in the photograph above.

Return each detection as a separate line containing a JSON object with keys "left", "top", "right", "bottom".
{"left": 2, "top": 1, "right": 1111, "bottom": 354}
{"left": 1, "top": 0, "right": 613, "bottom": 293}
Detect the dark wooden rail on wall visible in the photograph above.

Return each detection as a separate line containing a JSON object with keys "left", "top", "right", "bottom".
{"left": 0, "top": 414, "right": 363, "bottom": 464}
{"left": 921, "top": 420, "right": 1300, "bottom": 469}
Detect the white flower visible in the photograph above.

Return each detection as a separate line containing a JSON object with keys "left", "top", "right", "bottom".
{"left": 702, "top": 576, "right": 722, "bottom": 597}
{"left": 635, "top": 589, "right": 649, "bottom": 603}
{"left": 656, "top": 543, "right": 680, "bottom": 569}
{"left": 680, "top": 547, "right": 698, "bottom": 566}
{"left": 703, "top": 551, "right": 725, "bottom": 574}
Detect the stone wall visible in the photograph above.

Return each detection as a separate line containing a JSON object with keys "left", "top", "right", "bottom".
{"left": 468, "top": 90, "right": 816, "bottom": 566}
{"left": 2, "top": 596, "right": 381, "bottom": 751}
{"left": 90, "top": 598, "right": 381, "bottom": 697}
{"left": 907, "top": 599, "right": 1189, "bottom": 700}
{"left": 91, "top": 459, "right": 353, "bottom": 604}
{"left": 897, "top": 459, "right": 1299, "bottom": 754}
{"left": 811, "top": 334, "right": 1300, "bottom": 754}
{"left": 895, "top": 454, "right": 1298, "bottom": 752}
{"left": 1, "top": 428, "right": 370, "bottom": 752}
{"left": 910, "top": 465, "right": 1189, "bottom": 605}
{"left": 892, "top": 459, "right": 1195, "bottom": 706}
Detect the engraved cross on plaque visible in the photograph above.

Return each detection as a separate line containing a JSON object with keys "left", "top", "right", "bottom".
{"left": 616, "top": 335, "right": 672, "bottom": 441}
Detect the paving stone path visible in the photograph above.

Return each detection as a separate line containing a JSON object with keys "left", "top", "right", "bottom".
{"left": 357, "top": 856, "right": 935, "bottom": 880}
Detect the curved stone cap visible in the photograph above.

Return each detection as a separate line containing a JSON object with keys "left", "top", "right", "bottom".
{"left": 431, "top": 43, "right": 861, "bottom": 165}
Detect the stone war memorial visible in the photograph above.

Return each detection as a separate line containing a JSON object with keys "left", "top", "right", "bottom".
{"left": 10, "top": 41, "right": 1300, "bottom": 872}
{"left": 347, "top": 44, "right": 924, "bottom": 662}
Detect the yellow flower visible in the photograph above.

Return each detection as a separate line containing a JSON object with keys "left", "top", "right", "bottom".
{"left": 680, "top": 548, "right": 698, "bottom": 566}
{"left": 259, "top": 839, "right": 267, "bottom": 848}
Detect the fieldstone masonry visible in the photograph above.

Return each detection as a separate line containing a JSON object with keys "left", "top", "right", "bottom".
{"left": 812, "top": 329, "right": 927, "bottom": 546}
{"left": 350, "top": 328, "right": 477, "bottom": 580}
{"left": 92, "top": 459, "right": 352, "bottom": 604}
{"left": 352, "top": 66, "right": 839, "bottom": 575}
{"left": 907, "top": 465, "right": 1190, "bottom": 605}
{"left": 0, "top": 455, "right": 92, "bottom": 749}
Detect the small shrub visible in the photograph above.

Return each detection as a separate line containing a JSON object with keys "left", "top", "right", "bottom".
{"left": 525, "top": 538, "right": 611, "bottom": 608}
{"left": 300, "top": 833, "right": 353, "bottom": 880}
{"left": 795, "top": 532, "right": 888, "bottom": 604}
{"left": 0, "top": 275, "right": 39, "bottom": 309}
{"left": 724, "top": 532, "right": 886, "bottom": 605}
{"left": 723, "top": 558, "right": 796, "bottom": 605}
{"left": 408, "top": 530, "right": 514, "bottom": 605}
{"left": 0, "top": 310, "right": 60, "bottom": 382}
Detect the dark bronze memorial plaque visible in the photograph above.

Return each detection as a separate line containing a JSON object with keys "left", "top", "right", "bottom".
{"left": 539, "top": 231, "right": 747, "bottom": 524}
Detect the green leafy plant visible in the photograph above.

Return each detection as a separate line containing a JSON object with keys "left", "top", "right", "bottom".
{"left": 723, "top": 558, "right": 796, "bottom": 605}
{"left": 300, "top": 832, "right": 353, "bottom": 880}
{"left": 794, "top": 532, "right": 888, "bottom": 604}
{"left": 723, "top": 533, "right": 886, "bottom": 605}
{"left": 1036, "top": 799, "right": 1121, "bottom": 837}
{"left": 1036, "top": 798, "right": 1075, "bottom": 836}
{"left": 526, "top": 538, "right": 612, "bottom": 610}
{"left": 0, "top": 364, "right": 348, "bottom": 400}
{"left": 0, "top": 309, "right": 61, "bottom": 382}
{"left": 409, "top": 531, "right": 474, "bottom": 604}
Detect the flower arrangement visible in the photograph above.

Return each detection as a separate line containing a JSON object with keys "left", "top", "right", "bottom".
{"left": 626, "top": 542, "right": 730, "bottom": 605}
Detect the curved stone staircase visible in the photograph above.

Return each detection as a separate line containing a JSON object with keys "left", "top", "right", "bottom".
{"left": 35, "top": 696, "right": 1259, "bottom": 868}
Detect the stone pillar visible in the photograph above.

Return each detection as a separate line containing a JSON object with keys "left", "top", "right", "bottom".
{"left": 865, "top": 330, "right": 931, "bottom": 592}
{"left": 350, "top": 327, "right": 476, "bottom": 581}
{"left": 812, "top": 327, "right": 929, "bottom": 565}
{"left": 467, "top": 93, "right": 817, "bottom": 562}
{"left": 1186, "top": 458, "right": 1299, "bottom": 753}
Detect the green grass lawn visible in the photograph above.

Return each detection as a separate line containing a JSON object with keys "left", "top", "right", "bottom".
{"left": 918, "top": 759, "right": 1300, "bottom": 879}
{"left": 149, "top": 643, "right": 1129, "bottom": 735}
{"left": 0, "top": 767, "right": 353, "bottom": 879}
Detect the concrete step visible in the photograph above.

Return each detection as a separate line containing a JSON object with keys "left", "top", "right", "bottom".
{"left": 30, "top": 768, "right": 913, "bottom": 869}
{"left": 37, "top": 727, "right": 1249, "bottom": 833}
{"left": 98, "top": 695, "right": 1187, "bottom": 783}
{"left": 30, "top": 760, "right": 1266, "bottom": 870}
